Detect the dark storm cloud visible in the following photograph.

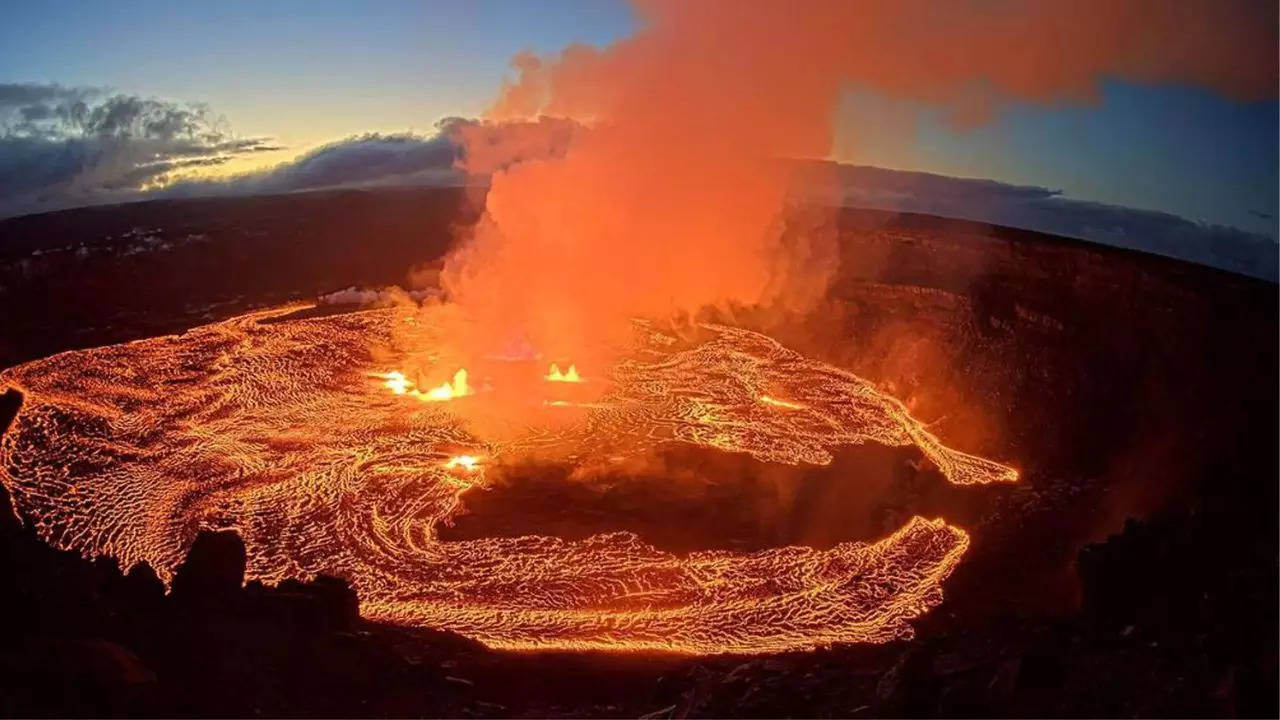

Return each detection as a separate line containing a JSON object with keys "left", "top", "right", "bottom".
{"left": 817, "top": 163, "right": 1278, "bottom": 281}
{"left": 0, "top": 82, "right": 277, "bottom": 217}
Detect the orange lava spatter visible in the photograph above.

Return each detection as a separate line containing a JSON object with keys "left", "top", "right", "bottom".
{"left": 0, "top": 304, "right": 1015, "bottom": 654}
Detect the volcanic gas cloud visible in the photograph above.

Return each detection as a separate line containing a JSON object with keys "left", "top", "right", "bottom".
{"left": 433, "top": 0, "right": 1275, "bottom": 375}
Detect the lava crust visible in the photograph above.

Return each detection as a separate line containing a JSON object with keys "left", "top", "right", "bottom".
{"left": 0, "top": 303, "right": 1015, "bottom": 653}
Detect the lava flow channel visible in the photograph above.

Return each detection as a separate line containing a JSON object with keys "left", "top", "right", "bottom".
{"left": 0, "top": 304, "right": 1016, "bottom": 654}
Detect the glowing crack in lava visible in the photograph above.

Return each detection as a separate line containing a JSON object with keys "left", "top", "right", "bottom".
{"left": 759, "top": 394, "right": 805, "bottom": 410}
{"left": 0, "top": 305, "right": 1016, "bottom": 653}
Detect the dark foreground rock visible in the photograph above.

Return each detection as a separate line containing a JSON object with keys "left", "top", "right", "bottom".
{"left": 0, "top": 478, "right": 1273, "bottom": 718}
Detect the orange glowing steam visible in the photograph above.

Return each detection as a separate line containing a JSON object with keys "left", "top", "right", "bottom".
{"left": 441, "top": 0, "right": 1275, "bottom": 371}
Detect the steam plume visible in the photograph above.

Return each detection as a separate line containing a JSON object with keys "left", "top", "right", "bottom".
{"left": 440, "top": 0, "right": 1276, "bottom": 361}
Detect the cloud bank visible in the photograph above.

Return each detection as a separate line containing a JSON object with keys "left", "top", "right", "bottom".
{"left": 0, "top": 89, "right": 578, "bottom": 216}
{"left": 0, "top": 83, "right": 279, "bottom": 217}
{"left": 807, "top": 163, "right": 1277, "bottom": 281}
{"left": 160, "top": 115, "right": 577, "bottom": 199}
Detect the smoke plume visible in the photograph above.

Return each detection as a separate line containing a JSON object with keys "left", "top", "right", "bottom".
{"left": 439, "top": 0, "right": 1276, "bottom": 363}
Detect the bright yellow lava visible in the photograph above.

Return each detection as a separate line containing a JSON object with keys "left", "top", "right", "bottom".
{"left": 546, "top": 363, "right": 582, "bottom": 382}
{"left": 373, "top": 368, "right": 470, "bottom": 402}
{"left": 0, "top": 304, "right": 1017, "bottom": 654}
{"left": 444, "top": 454, "right": 481, "bottom": 471}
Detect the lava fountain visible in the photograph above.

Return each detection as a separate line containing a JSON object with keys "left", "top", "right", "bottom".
{"left": 0, "top": 302, "right": 1015, "bottom": 653}
{"left": 373, "top": 368, "right": 471, "bottom": 401}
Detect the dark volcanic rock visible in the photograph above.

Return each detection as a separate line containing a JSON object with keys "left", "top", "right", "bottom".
{"left": 0, "top": 388, "right": 20, "bottom": 437}
{"left": 169, "top": 530, "right": 247, "bottom": 603}
{"left": 120, "top": 562, "right": 165, "bottom": 610}
{"left": 264, "top": 575, "right": 361, "bottom": 631}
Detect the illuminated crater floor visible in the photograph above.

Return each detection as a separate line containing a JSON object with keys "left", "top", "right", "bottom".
{"left": 0, "top": 304, "right": 1015, "bottom": 654}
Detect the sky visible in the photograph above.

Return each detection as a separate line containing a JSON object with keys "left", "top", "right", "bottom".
{"left": 837, "top": 81, "right": 1278, "bottom": 238}
{"left": 0, "top": 0, "right": 636, "bottom": 149}
{"left": 0, "top": 0, "right": 1276, "bottom": 249}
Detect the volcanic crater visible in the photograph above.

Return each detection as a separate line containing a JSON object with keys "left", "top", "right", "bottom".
{"left": 0, "top": 193, "right": 1273, "bottom": 715}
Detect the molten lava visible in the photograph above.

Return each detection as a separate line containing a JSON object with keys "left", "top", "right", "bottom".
{"left": 759, "top": 395, "right": 804, "bottom": 410}
{"left": 0, "top": 304, "right": 1016, "bottom": 653}
{"left": 546, "top": 363, "right": 582, "bottom": 382}
{"left": 445, "top": 455, "right": 482, "bottom": 471}
{"left": 375, "top": 368, "right": 470, "bottom": 402}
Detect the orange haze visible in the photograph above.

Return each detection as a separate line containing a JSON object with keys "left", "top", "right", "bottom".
{"left": 438, "top": 0, "right": 1275, "bottom": 367}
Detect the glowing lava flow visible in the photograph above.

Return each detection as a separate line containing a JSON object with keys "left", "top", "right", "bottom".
{"left": 0, "top": 304, "right": 1016, "bottom": 654}
{"left": 546, "top": 363, "right": 582, "bottom": 382}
